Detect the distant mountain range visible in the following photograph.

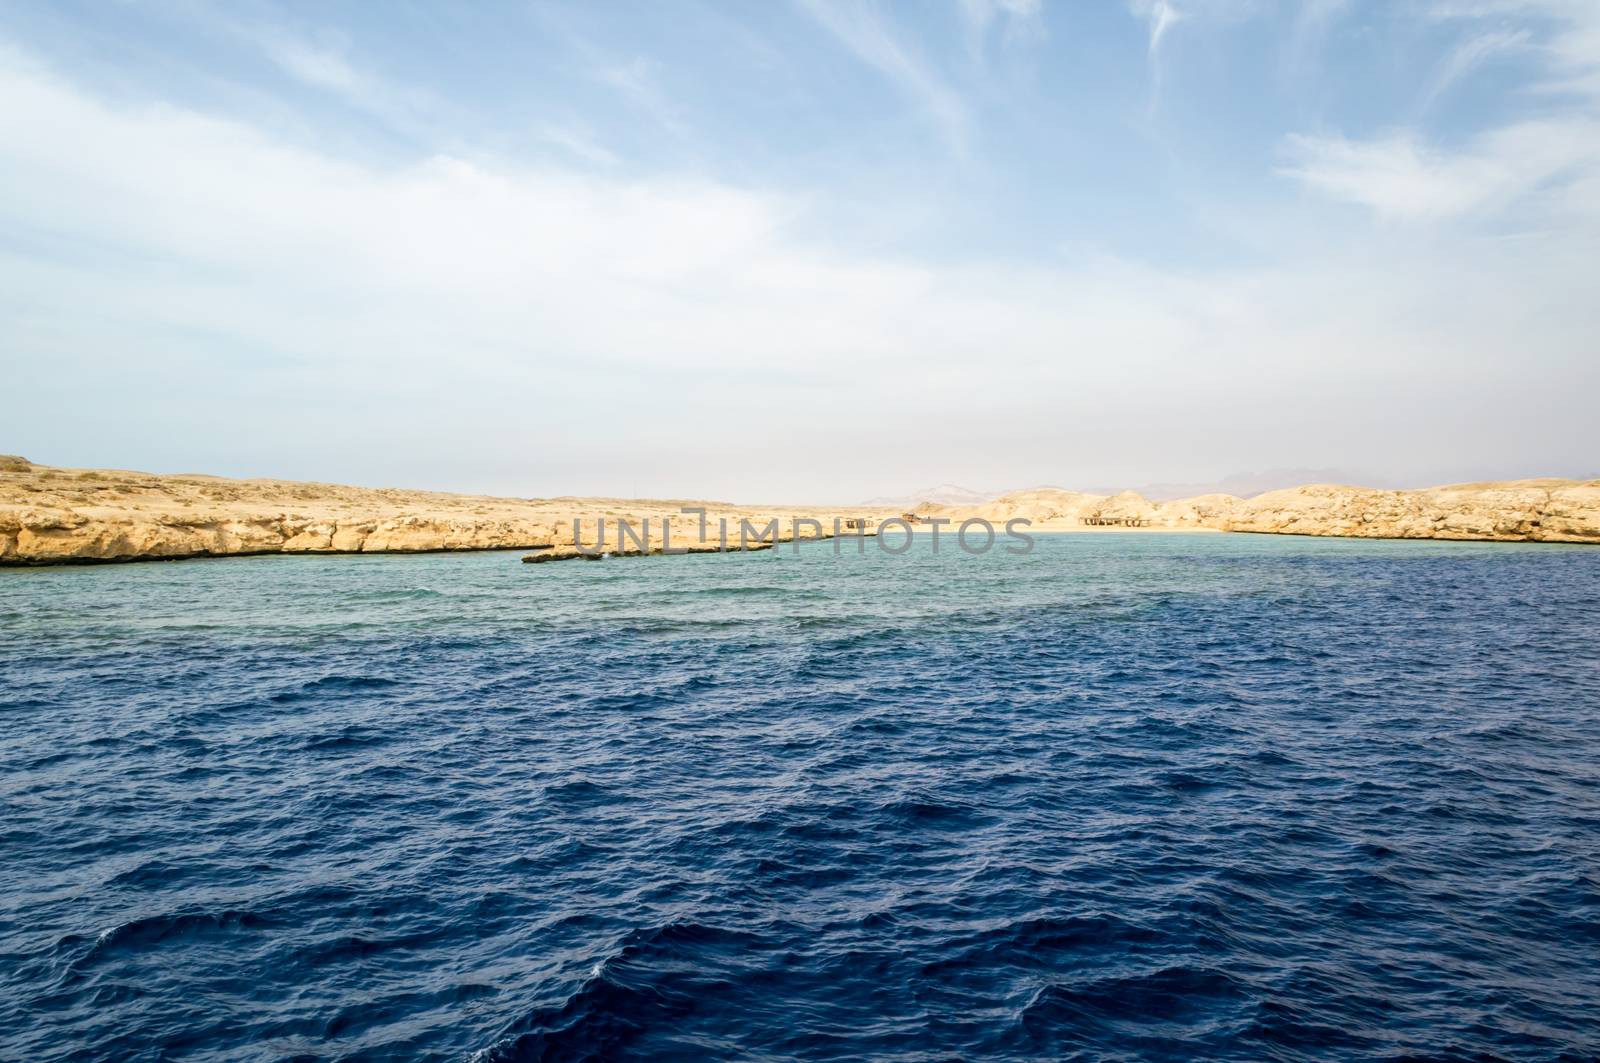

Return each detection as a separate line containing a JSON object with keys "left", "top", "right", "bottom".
{"left": 1076, "top": 468, "right": 1393, "bottom": 502}
{"left": 862, "top": 469, "right": 1394, "bottom": 507}
{"left": 859, "top": 483, "right": 996, "bottom": 508}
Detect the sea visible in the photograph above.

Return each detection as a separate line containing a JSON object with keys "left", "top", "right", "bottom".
{"left": 2, "top": 533, "right": 1598, "bottom": 1061}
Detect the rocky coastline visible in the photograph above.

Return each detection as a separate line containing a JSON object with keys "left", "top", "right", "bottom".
{"left": 1, "top": 456, "right": 1595, "bottom": 566}
{"left": 916, "top": 480, "right": 1600, "bottom": 545}
{"left": 0, "top": 457, "right": 883, "bottom": 566}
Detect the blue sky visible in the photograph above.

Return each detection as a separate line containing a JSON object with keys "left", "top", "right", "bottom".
{"left": 2, "top": 1, "right": 1595, "bottom": 500}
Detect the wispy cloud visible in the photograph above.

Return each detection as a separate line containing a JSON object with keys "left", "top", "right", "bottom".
{"left": 3, "top": 4, "right": 1599, "bottom": 494}
{"left": 262, "top": 35, "right": 364, "bottom": 94}
{"left": 245, "top": 26, "right": 468, "bottom": 150}
{"left": 795, "top": 0, "right": 969, "bottom": 153}
{"left": 1129, "top": 0, "right": 1183, "bottom": 56}
{"left": 1280, "top": 119, "right": 1599, "bottom": 220}
{"left": 251, "top": 27, "right": 627, "bottom": 168}
{"left": 958, "top": 0, "right": 1043, "bottom": 28}
{"left": 1283, "top": 1, "right": 1600, "bottom": 221}
{"left": 1284, "top": 0, "right": 1349, "bottom": 78}
{"left": 533, "top": 121, "right": 618, "bottom": 166}
{"left": 1418, "top": 28, "right": 1532, "bottom": 110}
{"left": 956, "top": 0, "right": 1045, "bottom": 58}
{"left": 1127, "top": 0, "right": 1183, "bottom": 106}
{"left": 1428, "top": 0, "right": 1600, "bottom": 96}
{"left": 594, "top": 58, "right": 688, "bottom": 137}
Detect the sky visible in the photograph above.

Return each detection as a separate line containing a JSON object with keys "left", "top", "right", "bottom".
{"left": 1, "top": 0, "right": 1596, "bottom": 502}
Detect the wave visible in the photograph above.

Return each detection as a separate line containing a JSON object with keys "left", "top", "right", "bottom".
{"left": 62, "top": 908, "right": 277, "bottom": 972}
{"left": 474, "top": 922, "right": 759, "bottom": 1062}
{"left": 8, "top": 539, "right": 1600, "bottom": 1061}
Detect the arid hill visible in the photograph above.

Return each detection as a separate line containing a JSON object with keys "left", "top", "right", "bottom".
{"left": 0, "top": 459, "right": 887, "bottom": 565}
{"left": 1, "top": 458, "right": 1596, "bottom": 565}
{"left": 915, "top": 479, "right": 1600, "bottom": 544}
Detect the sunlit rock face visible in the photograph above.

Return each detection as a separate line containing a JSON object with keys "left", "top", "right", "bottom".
{"left": 3, "top": 463, "right": 1597, "bottom": 565}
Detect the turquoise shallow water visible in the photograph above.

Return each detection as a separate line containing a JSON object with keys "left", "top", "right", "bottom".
{"left": 2, "top": 533, "right": 1598, "bottom": 1061}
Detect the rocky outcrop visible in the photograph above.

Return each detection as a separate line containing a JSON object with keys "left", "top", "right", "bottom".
{"left": 1219, "top": 480, "right": 1600, "bottom": 543}
{"left": 915, "top": 488, "right": 1100, "bottom": 525}
{"left": 0, "top": 509, "right": 562, "bottom": 564}
{"left": 0, "top": 463, "right": 891, "bottom": 565}
{"left": 1088, "top": 490, "right": 1163, "bottom": 525}
{"left": 1541, "top": 483, "right": 1600, "bottom": 541}
{"left": 1157, "top": 493, "right": 1243, "bottom": 528}
{"left": 3, "top": 462, "right": 1596, "bottom": 565}
{"left": 916, "top": 479, "right": 1600, "bottom": 544}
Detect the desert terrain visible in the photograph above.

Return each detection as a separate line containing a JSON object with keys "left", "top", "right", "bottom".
{"left": 1, "top": 455, "right": 1595, "bottom": 565}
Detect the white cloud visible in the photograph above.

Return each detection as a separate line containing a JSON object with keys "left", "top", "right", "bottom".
{"left": 1283, "top": 1, "right": 1600, "bottom": 223}
{"left": 1127, "top": 0, "right": 1184, "bottom": 107}
{"left": 0, "top": 41, "right": 1594, "bottom": 497}
{"left": 1280, "top": 120, "right": 1599, "bottom": 219}
{"left": 1127, "top": 0, "right": 1183, "bottom": 57}
{"left": 1150, "top": 1, "right": 1183, "bottom": 55}
{"left": 1428, "top": 0, "right": 1600, "bottom": 96}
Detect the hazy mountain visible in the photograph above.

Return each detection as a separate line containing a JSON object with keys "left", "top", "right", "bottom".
{"left": 860, "top": 483, "right": 996, "bottom": 508}
{"left": 1077, "top": 468, "right": 1394, "bottom": 502}
{"left": 863, "top": 470, "right": 1411, "bottom": 508}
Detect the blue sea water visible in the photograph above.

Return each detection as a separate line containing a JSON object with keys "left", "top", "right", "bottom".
{"left": 2, "top": 533, "right": 1599, "bottom": 1062}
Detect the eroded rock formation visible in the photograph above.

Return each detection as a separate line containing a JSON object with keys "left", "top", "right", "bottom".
{"left": 2, "top": 461, "right": 1595, "bottom": 566}
{"left": 917, "top": 479, "right": 1600, "bottom": 544}
{"left": 0, "top": 462, "right": 887, "bottom": 565}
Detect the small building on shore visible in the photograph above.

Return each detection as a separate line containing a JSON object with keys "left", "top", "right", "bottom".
{"left": 1079, "top": 490, "right": 1161, "bottom": 528}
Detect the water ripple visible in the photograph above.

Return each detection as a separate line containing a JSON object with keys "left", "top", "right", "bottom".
{"left": 1, "top": 535, "right": 1598, "bottom": 1060}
